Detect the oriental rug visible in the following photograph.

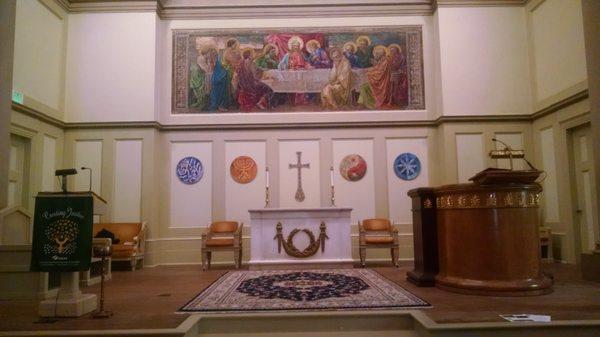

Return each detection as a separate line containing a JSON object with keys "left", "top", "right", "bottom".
{"left": 179, "top": 269, "right": 430, "bottom": 313}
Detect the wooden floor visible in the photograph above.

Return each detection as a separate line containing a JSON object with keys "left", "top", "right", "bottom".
{"left": 0, "top": 262, "right": 599, "bottom": 332}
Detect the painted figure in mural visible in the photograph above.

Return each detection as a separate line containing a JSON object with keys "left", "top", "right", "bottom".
{"left": 358, "top": 45, "right": 393, "bottom": 110}
{"left": 254, "top": 44, "right": 279, "bottom": 70}
{"left": 222, "top": 38, "right": 242, "bottom": 106}
{"left": 389, "top": 44, "right": 408, "bottom": 108}
{"left": 306, "top": 39, "right": 332, "bottom": 69}
{"left": 321, "top": 48, "right": 352, "bottom": 110}
{"left": 189, "top": 39, "right": 216, "bottom": 109}
{"left": 343, "top": 41, "right": 359, "bottom": 68}
{"left": 278, "top": 36, "right": 311, "bottom": 70}
{"left": 236, "top": 48, "right": 274, "bottom": 111}
{"left": 355, "top": 36, "right": 373, "bottom": 69}
{"left": 209, "top": 48, "right": 231, "bottom": 111}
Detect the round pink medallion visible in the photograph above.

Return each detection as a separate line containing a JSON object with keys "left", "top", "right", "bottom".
{"left": 339, "top": 154, "right": 367, "bottom": 182}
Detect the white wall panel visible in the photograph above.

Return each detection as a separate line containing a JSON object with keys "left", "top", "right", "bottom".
{"left": 170, "top": 141, "right": 212, "bottom": 227}
{"left": 386, "top": 138, "right": 429, "bottom": 225}
{"left": 74, "top": 140, "right": 102, "bottom": 194}
{"left": 332, "top": 139, "right": 375, "bottom": 224}
{"left": 531, "top": 0, "right": 587, "bottom": 101}
{"left": 41, "top": 136, "right": 57, "bottom": 192}
{"left": 279, "top": 140, "right": 320, "bottom": 208}
{"left": 13, "top": 0, "right": 64, "bottom": 111}
{"left": 540, "top": 128, "right": 559, "bottom": 222}
{"left": 113, "top": 140, "right": 142, "bottom": 222}
{"left": 225, "top": 141, "right": 266, "bottom": 226}
{"left": 494, "top": 132, "right": 525, "bottom": 170}
{"left": 65, "top": 13, "right": 156, "bottom": 122}
{"left": 456, "top": 134, "right": 485, "bottom": 183}
{"left": 438, "top": 7, "right": 531, "bottom": 115}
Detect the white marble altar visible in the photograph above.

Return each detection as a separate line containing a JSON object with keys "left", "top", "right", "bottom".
{"left": 248, "top": 207, "right": 352, "bottom": 269}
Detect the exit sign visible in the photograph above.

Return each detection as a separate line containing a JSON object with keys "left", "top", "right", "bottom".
{"left": 12, "top": 91, "right": 23, "bottom": 104}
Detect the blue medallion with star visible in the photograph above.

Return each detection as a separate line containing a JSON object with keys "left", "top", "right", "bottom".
{"left": 393, "top": 153, "right": 421, "bottom": 180}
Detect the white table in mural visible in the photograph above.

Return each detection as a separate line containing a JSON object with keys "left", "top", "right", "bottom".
{"left": 261, "top": 69, "right": 368, "bottom": 93}
{"left": 248, "top": 207, "right": 353, "bottom": 269}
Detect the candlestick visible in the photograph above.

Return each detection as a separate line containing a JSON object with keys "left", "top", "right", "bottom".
{"left": 266, "top": 166, "right": 269, "bottom": 188}
{"left": 330, "top": 185, "right": 336, "bottom": 207}
{"left": 330, "top": 166, "right": 334, "bottom": 187}
{"left": 265, "top": 186, "right": 270, "bottom": 208}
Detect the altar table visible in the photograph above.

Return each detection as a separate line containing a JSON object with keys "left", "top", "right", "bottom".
{"left": 248, "top": 207, "right": 352, "bottom": 269}
{"left": 261, "top": 69, "right": 368, "bottom": 93}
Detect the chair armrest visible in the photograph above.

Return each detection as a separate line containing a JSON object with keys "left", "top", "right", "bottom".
{"left": 136, "top": 221, "right": 147, "bottom": 255}
{"left": 234, "top": 223, "right": 243, "bottom": 247}
{"left": 93, "top": 237, "right": 112, "bottom": 247}
{"left": 391, "top": 225, "right": 399, "bottom": 244}
{"left": 358, "top": 221, "right": 366, "bottom": 245}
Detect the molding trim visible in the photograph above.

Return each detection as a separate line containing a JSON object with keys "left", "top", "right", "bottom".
{"left": 436, "top": 0, "right": 528, "bottom": 7}
{"left": 11, "top": 86, "right": 586, "bottom": 131}
{"left": 60, "top": 0, "right": 436, "bottom": 17}
{"left": 531, "top": 89, "right": 589, "bottom": 121}
{"left": 56, "top": 0, "right": 533, "bottom": 16}
{"left": 67, "top": 0, "right": 157, "bottom": 13}
{"left": 11, "top": 102, "right": 65, "bottom": 129}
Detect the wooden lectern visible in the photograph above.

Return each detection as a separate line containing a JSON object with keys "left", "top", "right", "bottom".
{"left": 408, "top": 169, "right": 553, "bottom": 296}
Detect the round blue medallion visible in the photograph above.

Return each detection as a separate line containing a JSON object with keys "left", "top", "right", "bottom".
{"left": 393, "top": 153, "right": 421, "bottom": 181}
{"left": 176, "top": 156, "right": 203, "bottom": 184}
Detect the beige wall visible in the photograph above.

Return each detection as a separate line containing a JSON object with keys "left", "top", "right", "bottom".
{"left": 0, "top": 1, "right": 16, "bottom": 210}
{"left": 64, "top": 121, "right": 539, "bottom": 266}
{"left": 582, "top": 0, "right": 600, "bottom": 241}
{"left": 13, "top": 0, "right": 67, "bottom": 120}
{"left": 4, "top": 2, "right": 597, "bottom": 267}
{"left": 532, "top": 99, "right": 590, "bottom": 263}
{"left": 528, "top": 0, "right": 587, "bottom": 108}
{"left": 10, "top": 110, "right": 65, "bottom": 213}
{"left": 437, "top": 6, "right": 532, "bottom": 116}
{"left": 64, "top": 12, "right": 157, "bottom": 123}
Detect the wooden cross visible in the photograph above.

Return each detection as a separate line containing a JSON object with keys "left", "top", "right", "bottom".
{"left": 289, "top": 151, "right": 310, "bottom": 202}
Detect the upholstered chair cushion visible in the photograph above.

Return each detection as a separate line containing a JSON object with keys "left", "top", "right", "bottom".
{"left": 93, "top": 223, "right": 142, "bottom": 242}
{"left": 365, "top": 236, "right": 395, "bottom": 244}
{"left": 205, "top": 238, "right": 235, "bottom": 246}
{"left": 362, "top": 218, "right": 391, "bottom": 231}
{"left": 210, "top": 221, "right": 238, "bottom": 233}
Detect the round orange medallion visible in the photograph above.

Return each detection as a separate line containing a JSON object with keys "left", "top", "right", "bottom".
{"left": 230, "top": 156, "right": 257, "bottom": 184}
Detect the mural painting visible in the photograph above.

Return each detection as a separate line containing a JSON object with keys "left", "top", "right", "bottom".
{"left": 172, "top": 27, "right": 424, "bottom": 113}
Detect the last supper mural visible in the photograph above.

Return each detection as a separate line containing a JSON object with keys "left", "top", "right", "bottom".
{"left": 172, "top": 27, "right": 424, "bottom": 113}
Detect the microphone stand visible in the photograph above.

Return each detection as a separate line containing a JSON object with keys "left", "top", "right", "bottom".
{"left": 81, "top": 167, "right": 92, "bottom": 192}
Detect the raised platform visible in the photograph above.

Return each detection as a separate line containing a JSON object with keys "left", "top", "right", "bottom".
{"left": 0, "top": 262, "right": 598, "bottom": 336}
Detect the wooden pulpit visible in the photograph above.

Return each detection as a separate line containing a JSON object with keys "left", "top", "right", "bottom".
{"left": 406, "top": 188, "right": 438, "bottom": 286}
{"left": 407, "top": 169, "right": 553, "bottom": 296}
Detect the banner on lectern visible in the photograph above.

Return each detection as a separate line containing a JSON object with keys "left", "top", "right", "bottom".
{"left": 30, "top": 195, "right": 93, "bottom": 272}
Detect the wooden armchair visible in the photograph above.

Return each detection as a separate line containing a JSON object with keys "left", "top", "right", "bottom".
{"left": 93, "top": 222, "right": 147, "bottom": 271}
{"left": 359, "top": 218, "right": 399, "bottom": 267}
{"left": 201, "top": 221, "right": 243, "bottom": 271}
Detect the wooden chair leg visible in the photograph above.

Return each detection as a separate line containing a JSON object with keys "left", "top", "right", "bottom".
{"left": 207, "top": 251, "right": 212, "bottom": 269}
{"left": 130, "top": 258, "right": 136, "bottom": 271}
{"left": 391, "top": 247, "right": 399, "bottom": 267}
{"left": 234, "top": 249, "right": 241, "bottom": 269}
{"left": 359, "top": 247, "right": 366, "bottom": 267}
{"left": 201, "top": 250, "right": 207, "bottom": 271}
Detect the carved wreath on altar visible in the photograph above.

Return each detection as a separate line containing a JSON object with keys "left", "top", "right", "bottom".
{"left": 274, "top": 222, "right": 329, "bottom": 258}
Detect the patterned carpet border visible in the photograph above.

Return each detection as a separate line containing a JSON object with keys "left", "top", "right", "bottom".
{"left": 179, "top": 269, "right": 430, "bottom": 313}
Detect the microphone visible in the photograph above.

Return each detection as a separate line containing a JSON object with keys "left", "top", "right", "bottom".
{"left": 491, "top": 138, "right": 511, "bottom": 150}
{"left": 81, "top": 167, "right": 92, "bottom": 192}
{"left": 491, "top": 138, "right": 538, "bottom": 171}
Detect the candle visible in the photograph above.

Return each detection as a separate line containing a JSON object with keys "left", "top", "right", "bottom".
{"left": 266, "top": 166, "right": 270, "bottom": 188}
{"left": 330, "top": 166, "right": 334, "bottom": 186}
